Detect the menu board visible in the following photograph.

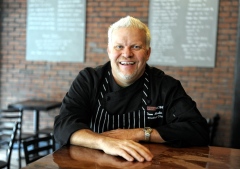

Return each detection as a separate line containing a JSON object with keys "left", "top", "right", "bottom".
{"left": 26, "top": 0, "right": 86, "bottom": 62}
{"left": 148, "top": 0, "right": 219, "bottom": 67}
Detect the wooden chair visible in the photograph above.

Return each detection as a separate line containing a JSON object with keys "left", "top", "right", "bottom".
{"left": 0, "top": 108, "right": 34, "bottom": 168}
{"left": 23, "top": 134, "right": 55, "bottom": 164}
{"left": 0, "top": 122, "right": 19, "bottom": 169}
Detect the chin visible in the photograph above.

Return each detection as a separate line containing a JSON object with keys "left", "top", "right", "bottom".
{"left": 119, "top": 72, "right": 135, "bottom": 81}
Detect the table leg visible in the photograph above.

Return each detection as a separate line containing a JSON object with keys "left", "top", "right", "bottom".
{"left": 33, "top": 110, "right": 39, "bottom": 136}
{"left": 33, "top": 110, "right": 40, "bottom": 158}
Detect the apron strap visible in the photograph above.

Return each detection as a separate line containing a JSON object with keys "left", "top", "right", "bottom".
{"left": 90, "top": 70, "right": 150, "bottom": 133}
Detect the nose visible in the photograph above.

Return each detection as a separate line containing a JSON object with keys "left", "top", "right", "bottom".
{"left": 122, "top": 47, "right": 133, "bottom": 58}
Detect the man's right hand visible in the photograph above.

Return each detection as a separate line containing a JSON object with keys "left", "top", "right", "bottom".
{"left": 70, "top": 129, "right": 153, "bottom": 162}
{"left": 99, "top": 136, "right": 153, "bottom": 162}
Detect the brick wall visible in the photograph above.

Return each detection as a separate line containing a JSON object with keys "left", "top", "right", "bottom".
{"left": 0, "top": 0, "right": 238, "bottom": 147}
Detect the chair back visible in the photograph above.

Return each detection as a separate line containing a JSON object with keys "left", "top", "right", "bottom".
{"left": 0, "top": 122, "right": 19, "bottom": 169}
{"left": 23, "top": 134, "right": 55, "bottom": 164}
{"left": 0, "top": 108, "right": 35, "bottom": 168}
{"left": 0, "top": 108, "right": 23, "bottom": 148}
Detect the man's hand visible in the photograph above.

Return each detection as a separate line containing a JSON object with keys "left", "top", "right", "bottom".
{"left": 69, "top": 145, "right": 152, "bottom": 168}
{"left": 70, "top": 129, "right": 153, "bottom": 162}
{"left": 99, "top": 136, "right": 153, "bottom": 162}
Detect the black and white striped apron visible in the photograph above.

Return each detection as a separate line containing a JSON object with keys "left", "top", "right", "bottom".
{"left": 90, "top": 70, "right": 150, "bottom": 133}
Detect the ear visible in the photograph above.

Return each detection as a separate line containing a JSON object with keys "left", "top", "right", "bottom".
{"left": 146, "top": 47, "right": 151, "bottom": 61}
{"left": 107, "top": 46, "right": 111, "bottom": 59}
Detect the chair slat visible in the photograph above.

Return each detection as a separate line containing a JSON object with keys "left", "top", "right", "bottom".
{"left": 23, "top": 134, "right": 55, "bottom": 164}
{"left": 0, "top": 122, "right": 19, "bottom": 169}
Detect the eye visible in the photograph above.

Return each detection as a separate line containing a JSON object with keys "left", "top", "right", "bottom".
{"left": 114, "top": 45, "right": 123, "bottom": 50}
{"left": 132, "top": 45, "right": 142, "bottom": 50}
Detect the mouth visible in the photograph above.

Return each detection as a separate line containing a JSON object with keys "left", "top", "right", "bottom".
{"left": 119, "top": 61, "right": 135, "bottom": 65}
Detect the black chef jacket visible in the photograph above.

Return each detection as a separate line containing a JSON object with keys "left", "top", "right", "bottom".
{"left": 54, "top": 62, "right": 209, "bottom": 147}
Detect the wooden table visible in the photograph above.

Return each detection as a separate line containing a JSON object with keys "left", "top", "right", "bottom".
{"left": 22, "top": 143, "right": 240, "bottom": 169}
{"left": 8, "top": 99, "right": 61, "bottom": 134}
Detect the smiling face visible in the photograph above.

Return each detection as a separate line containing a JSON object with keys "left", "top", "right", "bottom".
{"left": 107, "top": 27, "right": 151, "bottom": 87}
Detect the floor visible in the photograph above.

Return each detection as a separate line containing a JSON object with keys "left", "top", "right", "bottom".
{"left": 0, "top": 148, "right": 26, "bottom": 169}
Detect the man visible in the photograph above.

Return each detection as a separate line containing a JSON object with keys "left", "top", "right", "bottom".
{"left": 54, "top": 16, "right": 209, "bottom": 162}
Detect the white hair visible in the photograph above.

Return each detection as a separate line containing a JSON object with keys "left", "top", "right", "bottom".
{"left": 108, "top": 16, "right": 151, "bottom": 49}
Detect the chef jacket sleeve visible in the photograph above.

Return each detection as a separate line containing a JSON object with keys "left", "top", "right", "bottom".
{"left": 54, "top": 68, "right": 98, "bottom": 147}
{"left": 155, "top": 78, "right": 209, "bottom": 147}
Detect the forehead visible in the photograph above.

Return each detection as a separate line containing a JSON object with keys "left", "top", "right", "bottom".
{"left": 111, "top": 27, "right": 146, "bottom": 44}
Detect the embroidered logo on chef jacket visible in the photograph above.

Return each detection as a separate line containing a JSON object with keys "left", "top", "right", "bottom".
{"left": 90, "top": 70, "right": 155, "bottom": 133}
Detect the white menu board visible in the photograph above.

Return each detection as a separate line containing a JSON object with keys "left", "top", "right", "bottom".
{"left": 26, "top": 0, "right": 86, "bottom": 62}
{"left": 148, "top": 0, "right": 219, "bottom": 67}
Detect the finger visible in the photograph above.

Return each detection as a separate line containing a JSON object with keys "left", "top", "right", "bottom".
{"left": 136, "top": 146, "right": 153, "bottom": 161}
{"left": 121, "top": 145, "right": 145, "bottom": 162}
{"left": 102, "top": 140, "right": 135, "bottom": 162}
{"left": 124, "top": 141, "right": 153, "bottom": 162}
{"left": 137, "top": 144, "right": 154, "bottom": 160}
{"left": 115, "top": 148, "right": 135, "bottom": 162}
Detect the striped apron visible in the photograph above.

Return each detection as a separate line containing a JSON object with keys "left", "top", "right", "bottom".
{"left": 90, "top": 70, "right": 150, "bottom": 133}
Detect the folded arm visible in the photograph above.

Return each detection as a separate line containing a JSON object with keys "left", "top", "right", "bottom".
{"left": 70, "top": 129, "right": 154, "bottom": 162}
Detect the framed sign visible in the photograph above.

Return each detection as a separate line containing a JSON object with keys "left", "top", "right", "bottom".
{"left": 26, "top": 0, "right": 86, "bottom": 62}
{"left": 148, "top": 0, "right": 219, "bottom": 67}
